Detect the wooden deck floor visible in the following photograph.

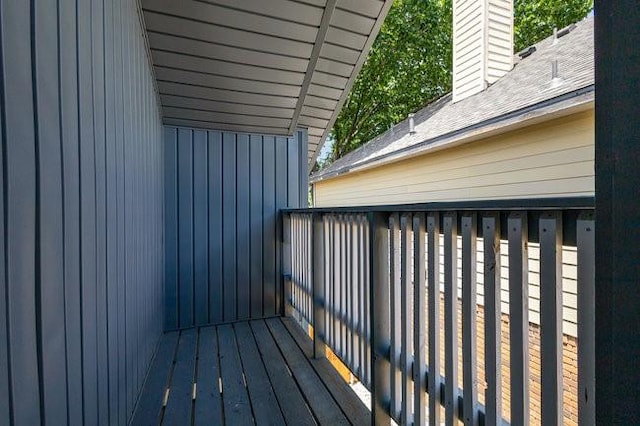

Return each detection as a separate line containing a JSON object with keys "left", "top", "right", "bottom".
{"left": 130, "top": 317, "right": 370, "bottom": 425}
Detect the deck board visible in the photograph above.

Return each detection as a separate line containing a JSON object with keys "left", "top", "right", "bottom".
{"left": 218, "top": 324, "right": 254, "bottom": 425}
{"left": 130, "top": 318, "right": 367, "bottom": 425}
{"left": 194, "top": 326, "right": 223, "bottom": 425}
{"left": 266, "top": 318, "right": 350, "bottom": 425}
{"left": 250, "top": 320, "right": 316, "bottom": 426}
{"left": 235, "top": 321, "right": 286, "bottom": 425}
{"left": 130, "top": 332, "right": 179, "bottom": 426}
{"left": 281, "top": 317, "right": 371, "bottom": 425}
{"left": 163, "top": 328, "right": 197, "bottom": 425}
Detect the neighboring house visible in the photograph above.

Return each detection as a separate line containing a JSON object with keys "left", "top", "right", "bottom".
{"left": 311, "top": 6, "right": 593, "bottom": 426}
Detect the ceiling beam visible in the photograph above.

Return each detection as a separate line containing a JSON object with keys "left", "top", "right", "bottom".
{"left": 287, "top": 0, "right": 337, "bottom": 135}
{"left": 309, "top": 0, "right": 394, "bottom": 171}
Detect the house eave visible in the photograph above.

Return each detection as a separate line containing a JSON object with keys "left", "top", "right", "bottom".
{"left": 140, "top": 0, "right": 394, "bottom": 169}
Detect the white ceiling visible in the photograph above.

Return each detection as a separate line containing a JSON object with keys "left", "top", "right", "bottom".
{"left": 141, "top": 0, "right": 392, "bottom": 167}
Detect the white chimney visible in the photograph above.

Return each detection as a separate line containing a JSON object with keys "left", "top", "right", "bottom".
{"left": 452, "top": 0, "right": 514, "bottom": 103}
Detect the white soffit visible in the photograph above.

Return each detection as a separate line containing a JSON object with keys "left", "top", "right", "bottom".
{"left": 141, "top": 0, "right": 393, "bottom": 166}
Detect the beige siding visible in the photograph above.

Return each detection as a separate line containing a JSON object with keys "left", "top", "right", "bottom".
{"left": 314, "top": 110, "right": 594, "bottom": 206}
{"left": 314, "top": 110, "right": 594, "bottom": 337}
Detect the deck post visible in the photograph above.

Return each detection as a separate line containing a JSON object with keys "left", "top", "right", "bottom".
{"left": 594, "top": 2, "right": 640, "bottom": 423}
{"left": 369, "top": 212, "right": 391, "bottom": 425}
{"left": 283, "top": 213, "right": 294, "bottom": 318}
{"left": 312, "top": 213, "right": 326, "bottom": 358}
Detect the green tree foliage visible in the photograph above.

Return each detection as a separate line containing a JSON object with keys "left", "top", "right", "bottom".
{"left": 515, "top": 0, "right": 593, "bottom": 52}
{"left": 325, "top": 0, "right": 592, "bottom": 165}
{"left": 329, "top": 0, "right": 452, "bottom": 161}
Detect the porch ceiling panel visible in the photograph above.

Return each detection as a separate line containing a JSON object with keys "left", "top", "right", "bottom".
{"left": 141, "top": 0, "right": 393, "bottom": 167}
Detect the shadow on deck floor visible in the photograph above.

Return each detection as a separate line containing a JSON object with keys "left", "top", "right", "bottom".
{"left": 130, "top": 317, "right": 370, "bottom": 425}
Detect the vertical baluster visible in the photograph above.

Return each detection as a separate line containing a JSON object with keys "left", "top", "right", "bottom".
{"left": 370, "top": 212, "right": 391, "bottom": 425}
{"left": 352, "top": 216, "right": 360, "bottom": 378}
{"left": 303, "top": 216, "right": 307, "bottom": 321}
{"left": 462, "top": 214, "right": 478, "bottom": 425}
{"left": 306, "top": 215, "right": 309, "bottom": 321}
{"left": 296, "top": 215, "right": 304, "bottom": 318}
{"left": 300, "top": 215, "right": 304, "bottom": 318}
{"left": 427, "top": 212, "right": 441, "bottom": 426}
{"left": 284, "top": 213, "right": 293, "bottom": 317}
{"left": 308, "top": 215, "right": 313, "bottom": 323}
{"left": 293, "top": 215, "right": 298, "bottom": 315}
{"left": 302, "top": 215, "right": 305, "bottom": 318}
{"left": 313, "top": 213, "right": 326, "bottom": 359}
{"left": 342, "top": 216, "right": 348, "bottom": 360}
{"left": 414, "top": 213, "right": 427, "bottom": 425}
{"left": 329, "top": 215, "right": 335, "bottom": 351}
{"left": 334, "top": 215, "right": 341, "bottom": 354}
{"left": 335, "top": 215, "right": 341, "bottom": 358}
{"left": 297, "top": 215, "right": 302, "bottom": 316}
{"left": 300, "top": 215, "right": 303, "bottom": 316}
{"left": 326, "top": 217, "right": 333, "bottom": 352}
{"left": 577, "top": 212, "right": 595, "bottom": 425}
{"left": 390, "top": 214, "right": 402, "bottom": 420}
{"left": 400, "top": 214, "right": 413, "bottom": 425}
{"left": 338, "top": 215, "right": 344, "bottom": 358}
{"left": 362, "top": 215, "right": 369, "bottom": 382}
{"left": 508, "top": 212, "right": 529, "bottom": 425}
{"left": 482, "top": 213, "right": 502, "bottom": 426}
{"left": 345, "top": 215, "right": 352, "bottom": 369}
{"left": 296, "top": 215, "right": 304, "bottom": 319}
{"left": 365, "top": 216, "right": 372, "bottom": 386}
{"left": 290, "top": 215, "right": 295, "bottom": 313}
{"left": 348, "top": 215, "right": 355, "bottom": 373}
{"left": 354, "top": 216, "right": 364, "bottom": 378}
{"left": 540, "top": 212, "right": 563, "bottom": 424}
{"left": 443, "top": 212, "right": 458, "bottom": 426}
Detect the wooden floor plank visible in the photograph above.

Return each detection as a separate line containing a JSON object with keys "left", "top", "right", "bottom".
{"left": 130, "top": 331, "right": 179, "bottom": 426}
{"left": 218, "top": 324, "right": 254, "bottom": 425}
{"left": 250, "top": 320, "right": 316, "bottom": 426}
{"left": 266, "top": 318, "right": 350, "bottom": 426}
{"left": 133, "top": 320, "right": 363, "bottom": 426}
{"left": 281, "top": 317, "right": 371, "bottom": 425}
{"left": 234, "top": 322, "right": 286, "bottom": 425}
{"left": 194, "top": 326, "right": 223, "bottom": 425}
{"left": 163, "top": 328, "right": 198, "bottom": 426}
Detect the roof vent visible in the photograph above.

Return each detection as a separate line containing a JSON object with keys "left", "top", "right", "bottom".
{"left": 408, "top": 114, "right": 415, "bottom": 135}
{"left": 550, "top": 59, "right": 563, "bottom": 87}
{"left": 553, "top": 27, "right": 558, "bottom": 44}
{"left": 518, "top": 46, "right": 537, "bottom": 59}
{"left": 557, "top": 24, "right": 577, "bottom": 39}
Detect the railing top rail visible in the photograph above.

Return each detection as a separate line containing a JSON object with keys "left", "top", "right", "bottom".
{"left": 282, "top": 196, "right": 595, "bottom": 214}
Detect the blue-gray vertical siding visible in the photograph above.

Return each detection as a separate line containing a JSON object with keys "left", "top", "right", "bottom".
{"left": 164, "top": 126, "right": 308, "bottom": 330}
{"left": 0, "top": 0, "right": 164, "bottom": 425}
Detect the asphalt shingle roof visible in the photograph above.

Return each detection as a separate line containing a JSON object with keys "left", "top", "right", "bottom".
{"left": 312, "top": 16, "right": 594, "bottom": 182}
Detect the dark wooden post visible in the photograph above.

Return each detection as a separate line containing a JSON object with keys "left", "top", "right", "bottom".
{"left": 312, "top": 213, "right": 326, "bottom": 359}
{"left": 369, "top": 212, "right": 391, "bottom": 425}
{"left": 283, "top": 213, "right": 294, "bottom": 317}
{"left": 595, "top": 2, "right": 640, "bottom": 423}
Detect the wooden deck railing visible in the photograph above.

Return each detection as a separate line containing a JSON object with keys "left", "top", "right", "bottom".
{"left": 283, "top": 198, "right": 595, "bottom": 426}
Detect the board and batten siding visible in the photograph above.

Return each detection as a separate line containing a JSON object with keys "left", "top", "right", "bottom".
{"left": 164, "top": 127, "right": 308, "bottom": 330}
{"left": 314, "top": 110, "right": 594, "bottom": 336}
{"left": 0, "top": 0, "right": 164, "bottom": 425}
